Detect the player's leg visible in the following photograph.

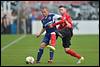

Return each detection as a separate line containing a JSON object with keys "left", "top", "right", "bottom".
{"left": 47, "top": 32, "right": 56, "bottom": 51}
{"left": 48, "top": 33, "right": 55, "bottom": 63}
{"left": 36, "top": 42, "right": 47, "bottom": 63}
{"left": 48, "top": 32, "right": 62, "bottom": 63}
{"left": 62, "top": 37, "right": 81, "bottom": 59}
{"left": 64, "top": 47, "right": 84, "bottom": 64}
{"left": 48, "top": 49, "right": 54, "bottom": 64}
{"left": 64, "top": 47, "right": 82, "bottom": 60}
{"left": 62, "top": 29, "right": 84, "bottom": 64}
{"left": 36, "top": 34, "right": 50, "bottom": 63}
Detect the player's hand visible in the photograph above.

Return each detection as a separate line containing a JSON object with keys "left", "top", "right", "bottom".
{"left": 49, "top": 24, "right": 53, "bottom": 28}
{"left": 35, "top": 33, "right": 40, "bottom": 38}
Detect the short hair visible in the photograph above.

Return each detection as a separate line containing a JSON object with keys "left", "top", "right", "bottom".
{"left": 58, "top": 5, "right": 66, "bottom": 8}
{"left": 40, "top": 6, "right": 48, "bottom": 10}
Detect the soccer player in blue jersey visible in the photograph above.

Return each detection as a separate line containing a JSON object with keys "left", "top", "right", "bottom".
{"left": 35, "top": 6, "right": 62, "bottom": 63}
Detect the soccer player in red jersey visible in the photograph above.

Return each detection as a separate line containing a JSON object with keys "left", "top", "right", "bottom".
{"left": 49, "top": 5, "right": 84, "bottom": 64}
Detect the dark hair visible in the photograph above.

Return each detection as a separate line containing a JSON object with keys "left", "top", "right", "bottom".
{"left": 59, "top": 5, "right": 66, "bottom": 8}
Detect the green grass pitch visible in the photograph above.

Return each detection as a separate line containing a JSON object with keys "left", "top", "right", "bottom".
{"left": 1, "top": 35, "right": 99, "bottom": 66}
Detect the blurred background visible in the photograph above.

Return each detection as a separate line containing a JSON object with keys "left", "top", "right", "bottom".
{"left": 1, "top": 1, "right": 99, "bottom": 66}
{"left": 1, "top": 1, "right": 99, "bottom": 35}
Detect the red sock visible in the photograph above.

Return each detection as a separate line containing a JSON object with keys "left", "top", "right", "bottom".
{"left": 51, "top": 32, "right": 56, "bottom": 47}
{"left": 66, "top": 49, "right": 81, "bottom": 59}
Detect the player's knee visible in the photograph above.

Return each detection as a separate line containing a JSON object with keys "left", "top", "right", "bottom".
{"left": 40, "top": 42, "right": 46, "bottom": 48}
{"left": 64, "top": 48, "right": 70, "bottom": 52}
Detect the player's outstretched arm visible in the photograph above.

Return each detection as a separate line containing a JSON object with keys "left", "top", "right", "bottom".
{"left": 35, "top": 28, "right": 45, "bottom": 38}
{"left": 49, "top": 20, "right": 64, "bottom": 28}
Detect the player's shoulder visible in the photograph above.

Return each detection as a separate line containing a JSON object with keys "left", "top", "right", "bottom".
{"left": 48, "top": 13, "right": 55, "bottom": 17}
{"left": 49, "top": 13, "right": 61, "bottom": 18}
{"left": 49, "top": 13, "right": 58, "bottom": 16}
{"left": 41, "top": 16, "right": 45, "bottom": 22}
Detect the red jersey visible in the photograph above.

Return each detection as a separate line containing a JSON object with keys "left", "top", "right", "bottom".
{"left": 52, "top": 12, "right": 73, "bottom": 30}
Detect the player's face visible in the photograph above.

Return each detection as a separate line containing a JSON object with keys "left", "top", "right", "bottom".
{"left": 41, "top": 9, "right": 49, "bottom": 17}
{"left": 59, "top": 7, "right": 66, "bottom": 15}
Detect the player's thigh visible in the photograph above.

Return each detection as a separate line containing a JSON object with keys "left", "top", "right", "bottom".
{"left": 64, "top": 48, "right": 70, "bottom": 51}
{"left": 60, "top": 28, "right": 73, "bottom": 37}
{"left": 62, "top": 36, "right": 71, "bottom": 48}
{"left": 41, "top": 34, "right": 50, "bottom": 48}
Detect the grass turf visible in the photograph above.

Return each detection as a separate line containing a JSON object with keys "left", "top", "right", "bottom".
{"left": 1, "top": 35, "right": 99, "bottom": 66}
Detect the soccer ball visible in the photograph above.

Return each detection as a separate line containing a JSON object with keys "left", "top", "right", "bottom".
{"left": 25, "top": 56, "right": 34, "bottom": 64}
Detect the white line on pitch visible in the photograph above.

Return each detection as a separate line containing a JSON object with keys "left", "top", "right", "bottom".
{"left": 1, "top": 35, "right": 26, "bottom": 52}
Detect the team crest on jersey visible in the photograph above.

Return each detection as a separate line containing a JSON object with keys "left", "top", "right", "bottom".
{"left": 48, "top": 16, "right": 52, "bottom": 20}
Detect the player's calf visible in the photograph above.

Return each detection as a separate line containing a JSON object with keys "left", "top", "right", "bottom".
{"left": 64, "top": 48, "right": 84, "bottom": 64}
{"left": 36, "top": 42, "right": 46, "bottom": 63}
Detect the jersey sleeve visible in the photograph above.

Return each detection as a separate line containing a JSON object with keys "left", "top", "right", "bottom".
{"left": 44, "top": 14, "right": 61, "bottom": 27}
{"left": 41, "top": 20, "right": 45, "bottom": 28}
{"left": 53, "top": 14, "right": 62, "bottom": 22}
